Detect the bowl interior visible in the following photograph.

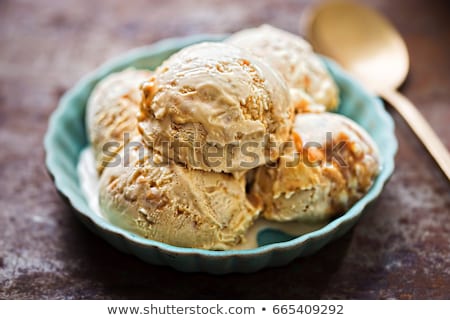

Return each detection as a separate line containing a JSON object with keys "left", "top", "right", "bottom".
{"left": 45, "top": 35, "right": 397, "bottom": 257}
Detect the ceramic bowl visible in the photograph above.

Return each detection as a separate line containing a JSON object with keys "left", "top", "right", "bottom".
{"left": 44, "top": 35, "right": 397, "bottom": 274}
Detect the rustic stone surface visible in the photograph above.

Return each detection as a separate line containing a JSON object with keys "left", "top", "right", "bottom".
{"left": 0, "top": 0, "right": 449, "bottom": 299}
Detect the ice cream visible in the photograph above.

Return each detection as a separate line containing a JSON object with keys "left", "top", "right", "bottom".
{"left": 86, "top": 69, "right": 152, "bottom": 173}
{"left": 99, "top": 138, "right": 262, "bottom": 250}
{"left": 227, "top": 25, "right": 339, "bottom": 112}
{"left": 85, "top": 30, "right": 380, "bottom": 251}
{"left": 251, "top": 113, "right": 380, "bottom": 222}
{"left": 137, "top": 42, "right": 294, "bottom": 175}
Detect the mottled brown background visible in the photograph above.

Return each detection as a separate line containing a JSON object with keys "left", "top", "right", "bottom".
{"left": 0, "top": 0, "right": 449, "bottom": 299}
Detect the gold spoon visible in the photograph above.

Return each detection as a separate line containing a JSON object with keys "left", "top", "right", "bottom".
{"left": 303, "top": 0, "right": 450, "bottom": 180}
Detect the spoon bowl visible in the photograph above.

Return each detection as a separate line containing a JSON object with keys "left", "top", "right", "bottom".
{"left": 306, "top": 1, "right": 409, "bottom": 92}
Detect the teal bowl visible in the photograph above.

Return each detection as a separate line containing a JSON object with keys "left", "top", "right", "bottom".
{"left": 44, "top": 35, "right": 397, "bottom": 274}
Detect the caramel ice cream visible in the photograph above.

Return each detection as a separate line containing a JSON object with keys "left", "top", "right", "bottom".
{"left": 227, "top": 25, "right": 339, "bottom": 112}
{"left": 252, "top": 113, "right": 380, "bottom": 222}
{"left": 137, "top": 42, "right": 293, "bottom": 175}
{"left": 86, "top": 69, "right": 152, "bottom": 172}
{"left": 84, "top": 30, "right": 380, "bottom": 251}
{"left": 99, "top": 138, "right": 262, "bottom": 250}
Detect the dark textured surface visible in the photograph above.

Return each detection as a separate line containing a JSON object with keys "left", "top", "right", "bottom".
{"left": 0, "top": 0, "right": 449, "bottom": 299}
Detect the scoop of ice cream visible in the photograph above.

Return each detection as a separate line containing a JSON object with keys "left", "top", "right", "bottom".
{"left": 252, "top": 113, "right": 380, "bottom": 222}
{"left": 227, "top": 25, "right": 339, "bottom": 112}
{"left": 99, "top": 138, "right": 262, "bottom": 250}
{"left": 86, "top": 69, "right": 152, "bottom": 173}
{"left": 137, "top": 42, "right": 293, "bottom": 176}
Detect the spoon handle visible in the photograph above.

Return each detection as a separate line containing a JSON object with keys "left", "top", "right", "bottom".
{"left": 380, "top": 89, "right": 450, "bottom": 181}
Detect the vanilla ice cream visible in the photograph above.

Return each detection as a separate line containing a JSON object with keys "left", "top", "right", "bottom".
{"left": 252, "top": 113, "right": 380, "bottom": 222}
{"left": 86, "top": 69, "right": 152, "bottom": 173}
{"left": 137, "top": 42, "right": 294, "bottom": 175}
{"left": 227, "top": 25, "right": 339, "bottom": 112}
{"left": 99, "top": 138, "right": 262, "bottom": 250}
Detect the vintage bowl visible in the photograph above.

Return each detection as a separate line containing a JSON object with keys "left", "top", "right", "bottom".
{"left": 44, "top": 35, "right": 397, "bottom": 274}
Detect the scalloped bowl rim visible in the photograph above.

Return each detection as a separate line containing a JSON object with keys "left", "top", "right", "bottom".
{"left": 44, "top": 34, "right": 397, "bottom": 259}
